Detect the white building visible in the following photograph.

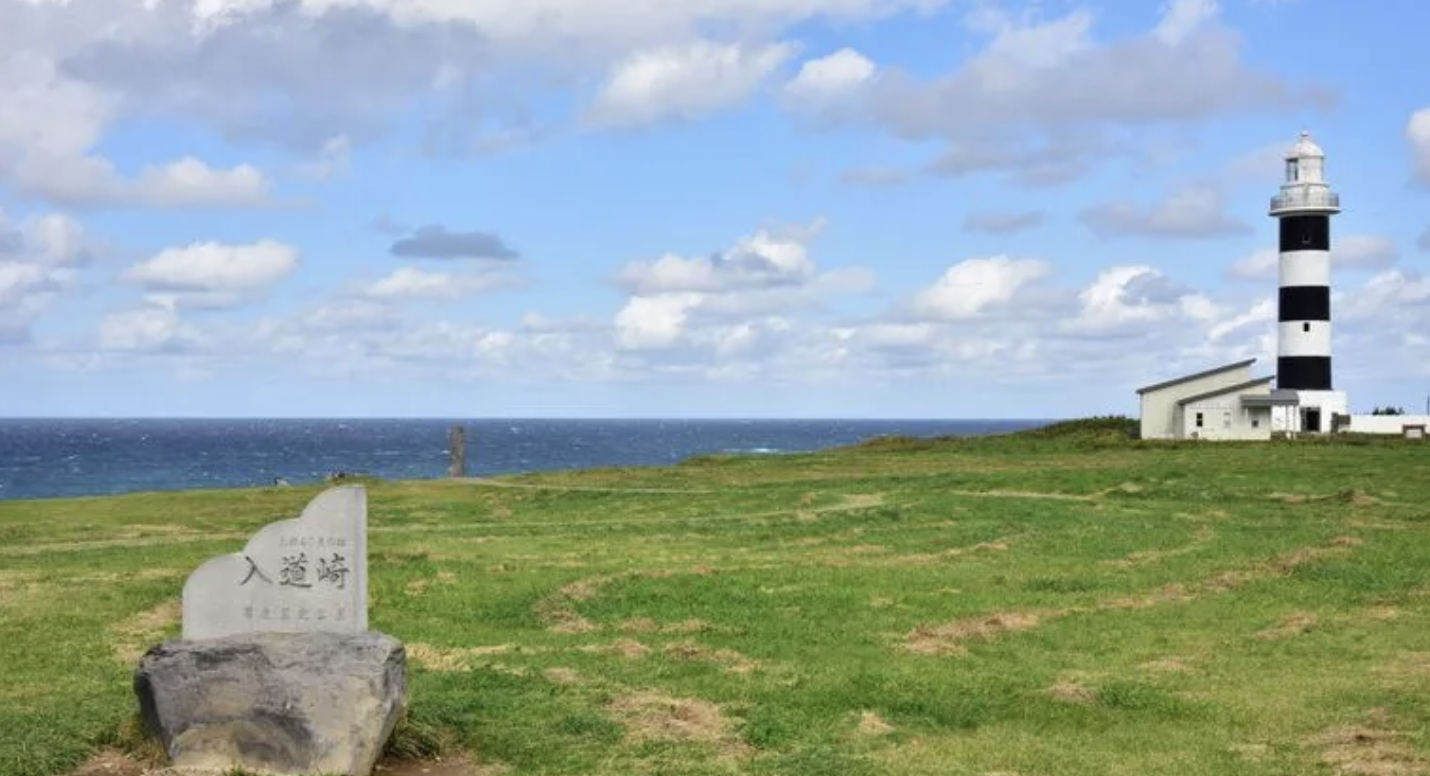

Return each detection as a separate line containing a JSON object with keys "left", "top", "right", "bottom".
{"left": 1137, "top": 359, "right": 1294, "bottom": 441}
{"left": 1135, "top": 131, "right": 1428, "bottom": 440}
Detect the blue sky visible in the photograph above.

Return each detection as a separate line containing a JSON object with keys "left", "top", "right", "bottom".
{"left": 2, "top": 0, "right": 1429, "bottom": 418}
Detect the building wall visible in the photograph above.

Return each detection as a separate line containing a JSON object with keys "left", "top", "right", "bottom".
{"left": 1343, "top": 414, "right": 1430, "bottom": 435}
{"left": 1181, "top": 396, "right": 1273, "bottom": 441}
{"left": 1139, "top": 366, "right": 1254, "bottom": 440}
{"left": 1290, "top": 390, "right": 1348, "bottom": 433}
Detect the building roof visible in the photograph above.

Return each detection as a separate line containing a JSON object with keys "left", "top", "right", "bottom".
{"left": 1241, "top": 389, "right": 1301, "bottom": 408}
{"left": 1287, "top": 130, "right": 1324, "bottom": 160}
{"left": 1176, "top": 377, "right": 1276, "bottom": 407}
{"left": 1135, "top": 359, "right": 1257, "bottom": 395}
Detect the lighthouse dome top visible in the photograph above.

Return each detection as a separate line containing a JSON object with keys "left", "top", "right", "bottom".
{"left": 1286, "top": 130, "right": 1325, "bottom": 160}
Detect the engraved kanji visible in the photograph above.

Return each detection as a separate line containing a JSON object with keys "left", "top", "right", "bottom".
{"left": 279, "top": 552, "right": 312, "bottom": 588}
{"left": 239, "top": 555, "right": 272, "bottom": 586}
{"left": 317, "top": 553, "right": 351, "bottom": 589}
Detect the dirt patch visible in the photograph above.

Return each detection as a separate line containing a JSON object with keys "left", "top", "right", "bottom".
{"left": 840, "top": 494, "right": 885, "bottom": 509}
{"left": 1272, "top": 490, "right": 1382, "bottom": 507}
{"left": 404, "top": 570, "right": 458, "bottom": 597}
{"left": 608, "top": 691, "right": 749, "bottom": 757}
{"left": 1362, "top": 606, "right": 1402, "bottom": 621}
{"left": 1229, "top": 743, "right": 1270, "bottom": 762}
{"left": 903, "top": 540, "right": 1358, "bottom": 658}
{"left": 663, "top": 618, "right": 711, "bottom": 634}
{"left": 663, "top": 641, "right": 759, "bottom": 674}
{"left": 1047, "top": 681, "right": 1097, "bottom": 703}
{"left": 1255, "top": 613, "right": 1319, "bottom": 641}
{"left": 1141, "top": 657, "right": 1192, "bottom": 673}
{"left": 1306, "top": 724, "right": 1429, "bottom": 775}
{"left": 895, "top": 537, "right": 1011, "bottom": 566}
{"left": 1103, "top": 526, "right": 1216, "bottom": 567}
{"left": 1099, "top": 584, "right": 1194, "bottom": 611}
{"left": 560, "top": 575, "right": 611, "bottom": 602}
{"left": 536, "top": 570, "right": 709, "bottom": 635}
{"left": 856, "top": 711, "right": 894, "bottom": 736}
{"left": 406, "top": 643, "right": 515, "bottom": 672}
{"left": 376, "top": 753, "right": 510, "bottom": 776}
{"left": 904, "top": 611, "right": 1044, "bottom": 656}
{"left": 542, "top": 667, "right": 582, "bottom": 685}
{"left": 947, "top": 489, "right": 1094, "bottom": 502}
{"left": 1203, "top": 544, "right": 1351, "bottom": 593}
{"left": 0, "top": 532, "right": 249, "bottom": 557}
{"left": 62, "top": 749, "right": 151, "bottom": 776}
{"left": 618, "top": 617, "right": 659, "bottom": 633}
{"left": 111, "top": 600, "right": 180, "bottom": 664}
{"left": 1378, "top": 652, "right": 1430, "bottom": 678}
{"left": 580, "top": 639, "right": 651, "bottom": 659}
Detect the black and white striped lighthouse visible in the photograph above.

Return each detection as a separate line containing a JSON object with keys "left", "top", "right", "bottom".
{"left": 1269, "top": 131, "right": 1339, "bottom": 394}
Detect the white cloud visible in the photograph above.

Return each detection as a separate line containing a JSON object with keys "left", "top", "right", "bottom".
{"left": 1337, "top": 234, "right": 1399, "bottom": 270}
{"left": 1153, "top": 0, "right": 1219, "bottom": 47}
{"left": 784, "top": 48, "right": 877, "bottom": 106}
{"left": 610, "top": 218, "right": 871, "bottom": 353}
{"left": 979, "top": 9, "right": 1093, "bottom": 68}
{"left": 363, "top": 266, "right": 516, "bottom": 300}
{"left": 908, "top": 256, "right": 1051, "bottom": 321}
{"left": 123, "top": 240, "right": 299, "bottom": 309}
{"left": 0, "top": 51, "right": 274, "bottom": 209}
{"left": 587, "top": 41, "right": 798, "bottom": 127}
{"left": 1226, "top": 248, "right": 1279, "bottom": 281}
{"left": 785, "top": 1, "right": 1331, "bottom": 184}
{"left": 1227, "top": 234, "right": 1399, "bottom": 281}
{"left": 1408, "top": 108, "right": 1430, "bottom": 185}
{"left": 0, "top": 210, "right": 96, "bottom": 266}
{"left": 98, "top": 307, "right": 199, "bottom": 352}
{"left": 1065, "top": 265, "right": 1218, "bottom": 335}
{"left": 615, "top": 292, "right": 703, "bottom": 350}
{"left": 1079, "top": 186, "right": 1251, "bottom": 239}
{"left": 295, "top": 135, "right": 352, "bottom": 181}
{"left": 963, "top": 210, "right": 1047, "bottom": 235}
{"left": 131, "top": 157, "right": 272, "bottom": 208}
{"left": 616, "top": 219, "right": 826, "bottom": 295}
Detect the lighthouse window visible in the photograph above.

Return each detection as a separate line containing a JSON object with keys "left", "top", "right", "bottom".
{"left": 1195, "top": 412, "right": 1204, "bottom": 428}
{"left": 1303, "top": 322, "right": 1310, "bottom": 333}
{"left": 1286, "top": 160, "right": 1299, "bottom": 181}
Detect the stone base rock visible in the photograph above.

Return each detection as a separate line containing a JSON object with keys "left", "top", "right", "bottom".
{"left": 135, "top": 631, "right": 407, "bottom": 776}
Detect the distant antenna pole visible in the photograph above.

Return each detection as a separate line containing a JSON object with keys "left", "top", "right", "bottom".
{"left": 447, "top": 425, "right": 467, "bottom": 478}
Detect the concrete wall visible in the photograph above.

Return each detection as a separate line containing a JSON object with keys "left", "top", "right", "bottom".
{"left": 1182, "top": 395, "right": 1273, "bottom": 441}
{"left": 1290, "top": 390, "right": 1348, "bottom": 433}
{"left": 1139, "top": 365, "right": 1254, "bottom": 440}
{"left": 1343, "top": 414, "right": 1430, "bottom": 435}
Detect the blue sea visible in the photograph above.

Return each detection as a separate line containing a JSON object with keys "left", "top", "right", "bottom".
{"left": 0, "top": 418, "right": 1051, "bottom": 501}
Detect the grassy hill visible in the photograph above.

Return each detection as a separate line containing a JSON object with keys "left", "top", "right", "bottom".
{"left": 3, "top": 424, "right": 1429, "bottom": 776}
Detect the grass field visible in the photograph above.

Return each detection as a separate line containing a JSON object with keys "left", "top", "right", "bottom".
{"left": 4, "top": 421, "right": 1430, "bottom": 776}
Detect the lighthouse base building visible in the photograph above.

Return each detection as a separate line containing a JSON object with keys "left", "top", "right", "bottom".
{"left": 1135, "top": 131, "right": 1429, "bottom": 441}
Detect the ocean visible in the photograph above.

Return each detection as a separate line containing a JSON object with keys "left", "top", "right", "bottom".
{"left": 0, "top": 418, "right": 1051, "bottom": 501}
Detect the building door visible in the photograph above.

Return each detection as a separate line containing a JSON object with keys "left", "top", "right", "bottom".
{"left": 1302, "top": 407, "right": 1322, "bottom": 433}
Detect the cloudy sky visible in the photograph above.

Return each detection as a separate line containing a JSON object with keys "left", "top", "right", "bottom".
{"left": 2, "top": 0, "right": 1428, "bottom": 418}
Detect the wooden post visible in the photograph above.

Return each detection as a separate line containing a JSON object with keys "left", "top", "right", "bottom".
{"left": 447, "top": 425, "right": 467, "bottom": 478}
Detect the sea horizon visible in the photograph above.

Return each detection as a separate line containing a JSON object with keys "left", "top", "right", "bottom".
{"left": 0, "top": 417, "right": 1057, "bottom": 502}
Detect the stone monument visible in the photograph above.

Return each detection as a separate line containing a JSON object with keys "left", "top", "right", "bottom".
{"left": 181, "top": 484, "right": 368, "bottom": 639}
{"left": 135, "top": 485, "right": 408, "bottom": 776}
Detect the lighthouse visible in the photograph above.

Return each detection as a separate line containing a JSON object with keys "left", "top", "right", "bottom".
{"left": 1268, "top": 131, "right": 1347, "bottom": 433}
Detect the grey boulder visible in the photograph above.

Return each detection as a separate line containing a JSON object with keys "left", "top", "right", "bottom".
{"left": 135, "top": 631, "right": 408, "bottom": 776}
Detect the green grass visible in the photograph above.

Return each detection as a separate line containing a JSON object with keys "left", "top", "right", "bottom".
{"left": 5, "top": 424, "right": 1430, "bottom": 775}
